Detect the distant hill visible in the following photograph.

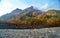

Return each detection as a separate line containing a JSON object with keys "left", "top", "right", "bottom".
{"left": 46, "top": 10, "right": 60, "bottom": 17}
{"left": 51, "top": 10, "right": 60, "bottom": 17}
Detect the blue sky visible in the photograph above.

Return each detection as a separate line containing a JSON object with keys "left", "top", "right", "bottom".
{"left": 0, "top": 0, "right": 60, "bottom": 16}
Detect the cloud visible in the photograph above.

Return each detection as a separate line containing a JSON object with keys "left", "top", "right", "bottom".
{"left": 0, "top": 0, "right": 30, "bottom": 16}
{"left": 0, "top": 0, "right": 60, "bottom": 16}
{"left": 40, "top": 4, "right": 48, "bottom": 10}
{"left": 40, "top": 3, "right": 57, "bottom": 11}
{"left": 0, "top": 0, "right": 16, "bottom": 16}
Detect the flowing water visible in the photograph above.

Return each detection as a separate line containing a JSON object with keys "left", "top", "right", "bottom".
{"left": 0, "top": 27, "right": 60, "bottom": 38}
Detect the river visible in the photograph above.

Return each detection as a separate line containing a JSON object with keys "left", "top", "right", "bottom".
{"left": 0, "top": 27, "right": 60, "bottom": 38}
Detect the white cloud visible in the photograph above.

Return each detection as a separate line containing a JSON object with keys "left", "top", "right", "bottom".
{"left": 0, "top": 0, "right": 29, "bottom": 16}
{"left": 40, "top": 4, "right": 48, "bottom": 11}
{"left": 0, "top": 0, "right": 16, "bottom": 16}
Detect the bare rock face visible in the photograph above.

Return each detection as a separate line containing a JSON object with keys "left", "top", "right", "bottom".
{"left": 0, "top": 27, "right": 60, "bottom": 38}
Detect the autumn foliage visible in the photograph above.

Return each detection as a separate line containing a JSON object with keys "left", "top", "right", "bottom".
{"left": 5, "top": 10, "right": 60, "bottom": 28}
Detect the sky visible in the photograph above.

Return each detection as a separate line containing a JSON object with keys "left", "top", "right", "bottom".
{"left": 0, "top": 0, "right": 60, "bottom": 16}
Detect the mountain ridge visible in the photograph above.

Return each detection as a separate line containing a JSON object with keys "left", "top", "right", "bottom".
{"left": 0, "top": 6, "right": 43, "bottom": 20}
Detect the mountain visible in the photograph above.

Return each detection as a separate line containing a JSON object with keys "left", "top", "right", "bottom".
{"left": 0, "top": 6, "right": 60, "bottom": 21}
{"left": 0, "top": 6, "right": 43, "bottom": 21}
{"left": 17, "top": 6, "right": 43, "bottom": 20}
{"left": 0, "top": 8, "right": 22, "bottom": 20}
{"left": 22, "top": 6, "right": 43, "bottom": 14}
{"left": 0, "top": 6, "right": 60, "bottom": 29}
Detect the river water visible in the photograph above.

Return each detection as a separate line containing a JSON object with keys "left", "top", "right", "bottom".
{"left": 0, "top": 27, "right": 60, "bottom": 38}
